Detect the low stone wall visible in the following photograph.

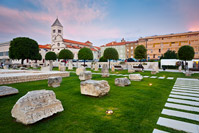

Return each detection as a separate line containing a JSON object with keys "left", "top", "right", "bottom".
{"left": 0, "top": 72, "right": 70, "bottom": 85}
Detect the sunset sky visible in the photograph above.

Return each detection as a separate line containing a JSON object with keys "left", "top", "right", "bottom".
{"left": 0, "top": 0, "right": 199, "bottom": 46}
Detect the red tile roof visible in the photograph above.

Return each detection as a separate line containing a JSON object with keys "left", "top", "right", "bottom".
{"left": 90, "top": 48, "right": 97, "bottom": 51}
{"left": 64, "top": 39, "right": 89, "bottom": 46}
{"left": 94, "top": 46, "right": 100, "bottom": 50}
{"left": 39, "top": 44, "right": 51, "bottom": 49}
{"left": 101, "top": 41, "right": 138, "bottom": 47}
{"left": 85, "top": 41, "right": 92, "bottom": 44}
{"left": 66, "top": 45, "right": 73, "bottom": 48}
{"left": 73, "top": 46, "right": 80, "bottom": 49}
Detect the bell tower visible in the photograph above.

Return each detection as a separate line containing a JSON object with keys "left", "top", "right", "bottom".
{"left": 51, "top": 18, "right": 64, "bottom": 53}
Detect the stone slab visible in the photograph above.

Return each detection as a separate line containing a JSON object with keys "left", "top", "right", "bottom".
{"left": 161, "top": 109, "right": 199, "bottom": 121}
{"left": 172, "top": 89, "right": 199, "bottom": 94}
{"left": 143, "top": 76, "right": 149, "bottom": 78}
{"left": 167, "top": 77, "right": 174, "bottom": 80}
{"left": 158, "top": 77, "right": 165, "bottom": 79}
{"left": 167, "top": 98, "right": 199, "bottom": 106}
{"left": 173, "top": 87, "right": 199, "bottom": 91}
{"left": 171, "top": 91, "right": 199, "bottom": 97}
{"left": 0, "top": 86, "right": 19, "bottom": 96}
{"left": 150, "top": 76, "right": 157, "bottom": 79}
{"left": 169, "top": 94, "right": 199, "bottom": 101}
{"left": 153, "top": 129, "right": 169, "bottom": 133}
{"left": 165, "top": 103, "right": 199, "bottom": 112}
{"left": 157, "top": 117, "right": 199, "bottom": 133}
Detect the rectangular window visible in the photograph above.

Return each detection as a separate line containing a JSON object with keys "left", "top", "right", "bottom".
{"left": 53, "top": 30, "right": 55, "bottom": 33}
{"left": 159, "top": 49, "right": 161, "bottom": 53}
{"left": 5, "top": 51, "right": 9, "bottom": 56}
{"left": 58, "top": 30, "right": 61, "bottom": 33}
{"left": 153, "top": 54, "right": 156, "bottom": 58}
{"left": 0, "top": 52, "right": 3, "bottom": 56}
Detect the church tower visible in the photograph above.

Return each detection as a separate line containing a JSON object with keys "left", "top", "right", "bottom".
{"left": 51, "top": 18, "right": 65, "bottom": 53}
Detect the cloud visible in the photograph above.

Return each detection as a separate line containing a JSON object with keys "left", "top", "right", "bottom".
{"left": 0, "top": 0, "right": 120, "bottom": 45}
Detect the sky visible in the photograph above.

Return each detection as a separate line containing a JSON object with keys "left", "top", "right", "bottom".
{"left": 0, "top": 0, "right": 199, "bottom": 46}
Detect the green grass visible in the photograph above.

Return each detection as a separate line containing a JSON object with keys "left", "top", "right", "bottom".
{"left": 0, "top": 69, "right": 198, "bottom": 133}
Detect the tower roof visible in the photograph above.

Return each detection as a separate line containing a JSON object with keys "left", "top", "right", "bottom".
{"left": 51, "top": 18, "right": 63, "bottom": 27}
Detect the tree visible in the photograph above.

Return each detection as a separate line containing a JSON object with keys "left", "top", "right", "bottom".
{"left": 32, "top": 53, "right": 42, "bottom": 63}
{"left": 134, "top": 45, "right": 147, "bottom": 63}
{"left": 103, "top": 48, "right": 119, "bottom": 69}
{"left": 9, "top": 37, "right": 39, "bottom": 64}
{"left": 99, "top": 56, "right": 107, "bottom": 62}
{"left": 45, "top": 51, "right": 57, "bottom": 69}
{"left": 58, "top": 49, "right": 74, "bottom": 65}
{"left": 162, "top": 50, "right": 178, "bottom": 59}
{"left": 78, "top": 47, "right": 93, "bottom": 66}
{"left": 178, "top": 45, "right": 194, "bottom": 71}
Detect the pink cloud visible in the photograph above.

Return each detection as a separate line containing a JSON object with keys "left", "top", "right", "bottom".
{"left": 0, "top": 0, "right": 120, "bottom": 46}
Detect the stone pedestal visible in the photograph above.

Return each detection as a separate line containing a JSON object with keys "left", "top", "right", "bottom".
{"left": 48, "top": 77, "right": 62, "bottom": 88}
{"left": 101, "top": 64, "right": 109, "bottom": 73}
{"left": 94, "top": 64, "right": 99, "bottom": 71}
{"left": 76, "top": 67, "right": 86, "bottom": 75}
{"left": 68, "top": 60, "right": 73, "bottom": 70}
{"left": 11, "top": 90, "right": 64, "bottom": 125}
{"left": 179, "top": 66, "right": 182, "bottom": 72}
{"left": 80, "top": 80, "right": 110, "bottom": 97}
{"left": 79, "top": 71, "right": 92, "bottom": 81}
{"left": 115, "top": 78, "right": 131, "bottom": 87}
{"left": 0, "top": 86, "right": 19, "bottom": 97}
{"left": 111, "top": 65, "right": 115, "bottom": 72}
{"left": 59, "top": 66, "right": 66, "bottom": 72}
{"left": 129, "top": 74, "right": 143, "bottom": 81}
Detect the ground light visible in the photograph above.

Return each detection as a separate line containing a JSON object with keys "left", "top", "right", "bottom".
{"left": 149, "top": 83, "right": 152, "bottom": 86}
{"left": 106, "top": 110, "right": 113, "bottom": 115}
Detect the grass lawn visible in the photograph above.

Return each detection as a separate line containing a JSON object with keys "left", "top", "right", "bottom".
{"left": 0, "top": 69, "right": 198, "bottom": 132}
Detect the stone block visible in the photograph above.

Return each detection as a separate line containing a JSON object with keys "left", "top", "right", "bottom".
{"left": 80, "top": 80, "right": 110, "bottom": 97}
{"left": 11, "top": 90, "right": 64, "bottom": 125}
{"left": 76, "top": 67, "right": 86, "bottom": 75}
{"left": 102, "top": 73, "right": 110, "bottom": 77}
{"left": 128, "top": 69, "right": 135, "bottom": 73}
{"left": 79, "top": 71, "right": 92, "bottom": 81}
{"left": 0, "top": 86, "right": 19, "bottom": 97}
{"left": 94, "top": 64, "right": 99, "bottom": 71}
{"left": 185, "top": 72, "right": 192, "bottom": 76}
{"left": 41, "top": 66, "right": 51, "bottom": 71}
{"left": 129, "top": 74, "right": 143, "bottom": 81}
{"left": 48, "top": 77, "right": 62, "bottom": 88}
{"left": 151, "top": 71, "right": 157, "bottom": 75}
{"left": 111, "top": 65, "right": 115, "bottom": 72}
{"left": 115, "top": 78, "right": 131, "bottom": 87}
{"left": 59, "top": 66, "right": 66, "bottom": 72}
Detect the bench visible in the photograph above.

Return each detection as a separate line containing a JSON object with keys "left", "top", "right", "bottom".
{"left": 114, "top": 65, "right": 123, "bottom": 71}
{"left": 133, "top": 66, "right": 143, "bottom": 72}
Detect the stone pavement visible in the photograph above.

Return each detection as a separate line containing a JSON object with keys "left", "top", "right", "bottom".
{"left": 153, "top": 78, "right": 199, "bottom": 133}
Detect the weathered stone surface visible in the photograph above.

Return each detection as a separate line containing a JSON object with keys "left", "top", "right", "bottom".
{"left": 101, "top": 64, "right": 109, "bottom": 73}
{"left": 111, "top": 65, "right": 115, "bottom": 72}
{"left": 79, "top": 71, "right": 92, "bottom": 81}
{"left": 152, "top": 65, "right": 159, "bottom": 73}
{"left": 0, "top": 86, "right": 19, "bottom": 97}
{"left": 68, "top": 60, "right": 73, "bottom": 70}
{"left": 94, "top": 64, "right": 99, "bottom": 71}
{"left": 80, "top": 80, "right": 110, "bottom": 97}
{"left": 76, "top": 67, "right": 86, "bottom": 75}
{"left": 41, "top": 66, "right": 51, "bottom": 71}
{"left": 129, "top": 74, "right": 143, "bottom": 81}
{"left": 3, "top": 65, "right": 9, "bottom": 69}
{"left": 115, "top": 78, "right": 131, "bottom": 87}
{"left": 185, "top": 71, "right": 192, "bottom": 76}
{"left": 102, "top": 73, "right": 110, "bottom": 77}
{"left": 128, "top": 66, "right": 135, "bottom": 73}
{"left": 59, "top": 66, "right": 66, "bottom": 72}
{"left": 11, "top": 90, "right": 64, "bottom": 125}
{"left": 48, "top": 77, "right": 62, "bottom": 88}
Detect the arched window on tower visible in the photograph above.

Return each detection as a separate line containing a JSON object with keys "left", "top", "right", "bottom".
{"left": 57, "top": 43, "right": 60, "bottom": 47}
{"left": 58, "top": 30, "right": 61, "bottom": 33}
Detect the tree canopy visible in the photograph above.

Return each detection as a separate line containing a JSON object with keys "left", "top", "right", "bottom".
{"left": 45, "top": 51, "right": 57, "bottom": 60}
{"left": 9, "top": 37, "right": 39, "bottom": 64}
{"left": 178, "top": 45, "right": 194, "bottom": 61}
{"left": 32, "top": 53, "right": 42, "bottom": 61}
{"left": 78, "top": 47, "right": 93, "bottom": 60}
{"left": 134, "top": 45, "right": 147, "bottom": 60}
{"left": 162, "top": 50, "right": 178, "bottom": 59}
{"left": 58, "top": 49, "right": 74, "bottom": 60}
{"left": 103, "top": 48, "right": 119, "bottom": 60}
{"left": 99, "top": 56, "right": 107, "bottom": 62}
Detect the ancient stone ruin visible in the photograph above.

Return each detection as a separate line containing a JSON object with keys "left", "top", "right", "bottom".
{"left": 101, "top": 64, "right": 109, "bottom": 77}
{"left": 76, "top": 67, "right": 86, "bottom": 75}
{"left": 129, "top": 74, "right": 143, "bottom": 81}
{"left": 79, "top": 71, "right": 92, "bottom": 81}
{"left": 115, "top": 78, "right": 131, "bottom": 87}
{"left": 80, "top": 80, "right": 110, "bottom": 97}
{"left": 48, "top": 77, "right": 62, "bottom": 88}
{"left": 0, "top": 86, "right": 19, "bottom": 97}
{"left": 11, "top": 90, "right": 64, "bottom": 125}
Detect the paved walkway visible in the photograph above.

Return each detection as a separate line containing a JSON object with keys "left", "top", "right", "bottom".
{"left": 153, "top": 78, "right": 199, "bottom": 133}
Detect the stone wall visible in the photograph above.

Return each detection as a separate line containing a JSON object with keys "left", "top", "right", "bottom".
{"left": 0, "top": 72, "right": 69, "bottom": 85}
